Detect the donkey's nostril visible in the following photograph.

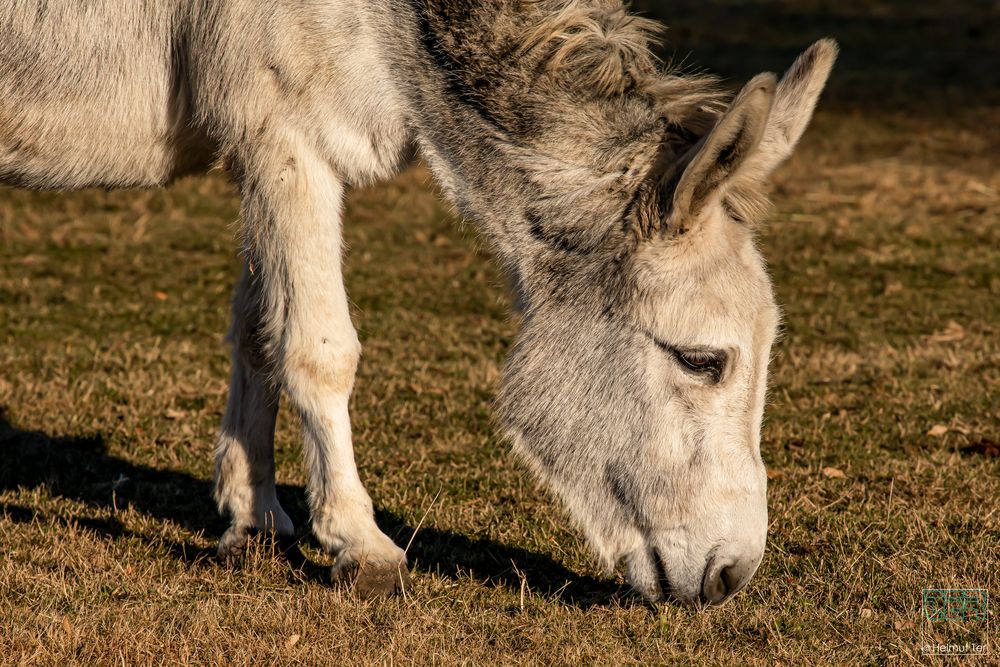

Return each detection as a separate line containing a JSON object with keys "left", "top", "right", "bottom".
{"left": 701, "top": 559, "right": 754, "bottom": 605}
{"left": 701, "top": 564, "right": 728, "bottom": 604}
{"left": 719, "top": 565, "right": 736, "bottom": 596}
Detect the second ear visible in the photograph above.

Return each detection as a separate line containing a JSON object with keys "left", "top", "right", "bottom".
{"left": 671, "top": 73, "right": 776, "bottom": 225}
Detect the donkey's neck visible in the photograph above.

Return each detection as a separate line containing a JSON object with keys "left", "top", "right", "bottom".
{"left": 384, "top": 0, "right": 716, "bottom": 295}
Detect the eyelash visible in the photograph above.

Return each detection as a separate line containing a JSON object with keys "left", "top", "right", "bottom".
{"left": 675, "top": 349, "right": 725, "bottom": 383}
{"left": 653, "top": 340, "right": 727, "bottom": 383}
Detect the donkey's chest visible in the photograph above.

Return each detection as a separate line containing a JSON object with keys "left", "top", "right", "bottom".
{"left": 297, "top": 55, "right": 411, "bottom": 186}
{"left": 221, "top": 4, "right": 412, "bottom": 187}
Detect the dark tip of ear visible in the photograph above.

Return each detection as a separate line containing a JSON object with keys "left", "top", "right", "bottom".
{"left": 803, "top": 38, "right": 840, "bottom": 72}
{"left": 735, "top": 72, "right": 777, "bottom": 107}
{"left": 752, "top": 72, "right": 778, "bottom": 95}
{"left": 730, "top": 73, "right": 776, "bottom": 122}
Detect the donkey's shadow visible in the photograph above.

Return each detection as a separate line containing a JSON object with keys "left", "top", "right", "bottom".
{"left": 0, "top": 409, "right": 627, "bottom": 608}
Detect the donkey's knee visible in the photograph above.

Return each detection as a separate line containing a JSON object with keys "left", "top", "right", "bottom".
{"left": 229, "top": 267, "right": 361, "bottom": 404}
{"left": 281, "top": 327, "right": 361, "bottom": 408}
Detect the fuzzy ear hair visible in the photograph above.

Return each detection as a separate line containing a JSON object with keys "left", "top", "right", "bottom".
{"left": 668, "top": 72, "right": 776, "bottom": 231}
{"left": 746, "top": 39, "right": 838, "bottom": 177}
{"left": 628, "top": 41, "right": 837, "bottom": 240}
{"left": 627, "top": 73, "right": 775, "bottom": 240}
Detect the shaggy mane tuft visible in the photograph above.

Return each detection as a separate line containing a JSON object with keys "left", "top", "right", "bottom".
{"left": 520, "top": 1, "right": 724, "bottom": 122}
{"left": 521, "top": 1, "right": 661, "bottom": 95}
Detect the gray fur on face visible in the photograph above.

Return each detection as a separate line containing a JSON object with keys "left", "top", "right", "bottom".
{"left": 1, "top": 0, "right": 836, "bottom": 603}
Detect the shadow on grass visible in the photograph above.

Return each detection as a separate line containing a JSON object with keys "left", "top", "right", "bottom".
{"left": 0, "top": 408, "right": 628, "bottom": 608}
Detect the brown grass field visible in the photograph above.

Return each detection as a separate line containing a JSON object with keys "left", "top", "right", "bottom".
{"left": 1, "top": 1, "right": 997, "bottom": 665}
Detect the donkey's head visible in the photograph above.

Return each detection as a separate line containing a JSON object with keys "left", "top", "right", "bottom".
{"left": 497, "top": 40, "right": 837, "bottom": 604}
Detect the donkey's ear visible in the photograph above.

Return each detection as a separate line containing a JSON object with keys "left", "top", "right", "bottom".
{"left": 746, "top": 39, "right": 838, "bottom": 176}
{"left": 668, "top": 73, "right": 776, "bottom": 227}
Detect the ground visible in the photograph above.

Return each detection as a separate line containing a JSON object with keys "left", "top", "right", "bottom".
{"left": 1, "top": 1, "right": 997, "bottom": 665}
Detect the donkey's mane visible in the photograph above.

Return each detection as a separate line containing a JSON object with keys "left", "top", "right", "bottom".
{"left": 520, "top": 0, "right": 724, "bottom": 124}
{"left": 490, "top": 1, "right": 752, "bottom": 248}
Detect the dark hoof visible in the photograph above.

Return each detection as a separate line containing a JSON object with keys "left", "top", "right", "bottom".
{"left": 331, "top": 560, "right": 411, "bottom": 598}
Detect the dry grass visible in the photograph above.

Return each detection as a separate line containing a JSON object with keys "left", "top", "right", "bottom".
{"left": 1, "top": 1, "right": 998, "bottom": 665}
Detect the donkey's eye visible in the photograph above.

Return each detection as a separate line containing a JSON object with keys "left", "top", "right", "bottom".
{"left": 670, "top": 348, "right": 726, "bottom": 383}
{"left": 648, "top": 335, "right": 727, "bottom": 383}
{"left": 676, "top": 350, "right": 716, "bottom": 371}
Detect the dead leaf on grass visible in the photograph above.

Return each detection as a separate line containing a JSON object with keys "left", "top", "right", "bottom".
{"left": 154, "top": 291, "right": 169, "bottom": 301}
{"left": 926, "top": 424, "right": 948, "bottom": 437}
{"left": 965, "top": 179, "right": 997, "bottom": 197}
{"left": 882, "top": 280, "right": 904, "bottom": 295}
{"left": 927, "top": 321, "right": 965, "bottom": 343}
{"left": 285, "top": 634, "right": 300, "bottom": 650}
{"left": 822, "top": 467, "right": 846, "bottom": 479}
{"left": 766, "top": 469, "right": 785, "bottom": 481}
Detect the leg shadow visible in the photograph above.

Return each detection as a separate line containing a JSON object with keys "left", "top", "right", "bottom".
{"left": 0, "top": 407, "right": 226, "bottom": 539}
{"left": 0, "top": 408, "right": 631, "bottom": 608}
{"left": 377, "top": 509, "right": 629, "bottom": 608}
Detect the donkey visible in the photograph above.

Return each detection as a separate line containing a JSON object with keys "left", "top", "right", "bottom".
{"left": 0, "top": 1, "right": 836, "bottom": 604}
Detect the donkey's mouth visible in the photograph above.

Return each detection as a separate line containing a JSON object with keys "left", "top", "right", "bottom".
{"left": 624, "top": 545, "right": 692, "bottom": 604}
{"left": 651, "top": 548, "right": 674, "bottom": 601}
{"left": 625, "top": 543, "right": 719, "bottom": 605}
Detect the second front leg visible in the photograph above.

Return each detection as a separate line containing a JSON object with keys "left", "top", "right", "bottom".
{"left": 237, "top": 131, "right": 407, "bottom": 596}
{"left": 298, "top": 384, "right": 410, "bottom": 596}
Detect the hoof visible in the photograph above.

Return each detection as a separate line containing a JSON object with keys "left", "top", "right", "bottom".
{"left": 217, "top": 526, "right": 297, "bottom": 564}
{"left": 331, "top": 559, "right": 411, "bottom": 598}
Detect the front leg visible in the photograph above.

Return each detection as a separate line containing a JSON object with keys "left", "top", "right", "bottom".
{"left": 226, "top": 129, "right": 408, "bottom": 596}
{"left": 214, "top": 332, "right": 295, "bottom": 559}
